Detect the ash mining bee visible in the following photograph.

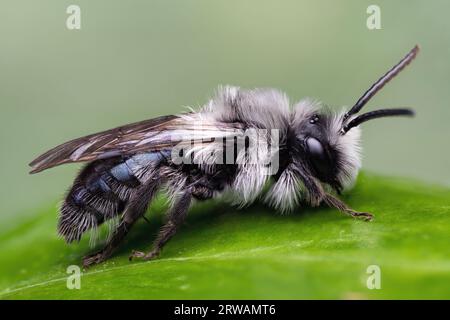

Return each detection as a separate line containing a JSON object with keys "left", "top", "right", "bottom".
{"left": 30, "top": 45, "right": 419, "bottom": 267}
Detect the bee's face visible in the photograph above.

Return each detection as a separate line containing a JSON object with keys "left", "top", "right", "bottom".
{"left": 291, "top": 100, "right": 362, "bottom": 192}
{"left": 293, "top": 112, "right": 340, "bottom": 188}
{"left": 301, "top": 136, "right": 337, "bottom": 184}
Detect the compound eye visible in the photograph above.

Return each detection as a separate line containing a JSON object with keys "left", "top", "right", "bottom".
{"left": 306, "top": 137, "right": 324, "bottom": 157}
{"left": 305, "top": 137, "right": 331, "bottom": 177}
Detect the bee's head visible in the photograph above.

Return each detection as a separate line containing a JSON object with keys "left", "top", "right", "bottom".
{"left": 290, "top": 101, "right": 361, "bottom": 192}
{"left": 290, "top": 45, "right": 419, "bottom": 193}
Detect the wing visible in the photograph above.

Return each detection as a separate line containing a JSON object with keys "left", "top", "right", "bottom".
{"left": 29, "top": 113, "right": 243, "bottom": 174}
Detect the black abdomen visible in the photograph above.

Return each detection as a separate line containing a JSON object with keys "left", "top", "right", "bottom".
{"left": 59, "top": 157, "right": 143, "bottom": 243}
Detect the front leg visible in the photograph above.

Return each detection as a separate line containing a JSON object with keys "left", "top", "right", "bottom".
{"left": 323, "top": 193, "right": 374, "bottom": 221}
{"left": 130, "top": 190, "right": 192, "bottom": 261}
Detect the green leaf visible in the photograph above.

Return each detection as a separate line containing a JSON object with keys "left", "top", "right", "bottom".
{"left": 0, "top": 172, "right": 449, "bottom": 299}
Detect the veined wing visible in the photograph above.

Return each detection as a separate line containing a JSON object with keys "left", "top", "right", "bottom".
{"left": 29, "top": 113, "right": 243, "bottom": 174}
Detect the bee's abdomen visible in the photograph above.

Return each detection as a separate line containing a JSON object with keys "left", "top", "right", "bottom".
{"left": 59, "top": 158, "right": 141, "bottom": 243}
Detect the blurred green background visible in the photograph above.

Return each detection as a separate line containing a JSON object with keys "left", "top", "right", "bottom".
{"left": 1, "top": 0, "right": 449, "bottom": 227}
{"left": 0, "top": 0, "right": 449, "bottom": 299}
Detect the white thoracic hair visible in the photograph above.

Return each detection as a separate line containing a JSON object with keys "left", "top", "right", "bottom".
{"left": 185, "top": 86, "right": 362, "bottom": 211}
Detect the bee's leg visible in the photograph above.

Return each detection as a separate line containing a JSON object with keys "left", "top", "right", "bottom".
{"left": 82, "top": 220, "right": 133, "bottom": 268}
{"left": 82, "top": 178, "right": 160, "bottom": 268}
{"left": 129, "top": 190, "right": 192, "bottom": 261}
{"left": 323, "top": 193, "right": 373, "bottom": 221}
{"left": 295, "top": 165, "right": 326, "bottom": 206}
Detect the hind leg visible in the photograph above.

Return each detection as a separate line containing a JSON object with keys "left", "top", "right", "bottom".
{"left": 130, "top": 190, "right": 192, "bottom": 261}
{"left": 82, "top": 220, "right": 133, "bottom": 267}
{"left": 82, "top": 178, "right": 160, "bottom": 268}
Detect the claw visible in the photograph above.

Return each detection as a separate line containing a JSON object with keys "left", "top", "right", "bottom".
{"left": 350, "top": 211, "right": 374, "bottom": 221}
{"left": 129, "top": 250, "right": 146, "bottom": 261}
{"left": 129, "top": 249, "right": 160, "bottom": 261}
{"left": 82, "top": 252, "right": 106, "bottom": 268}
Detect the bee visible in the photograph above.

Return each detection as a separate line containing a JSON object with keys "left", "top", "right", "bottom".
{"left": 30, "top": 46, "right": 419, "bottom": 267}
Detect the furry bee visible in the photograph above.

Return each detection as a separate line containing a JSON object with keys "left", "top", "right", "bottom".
{"left": 30, "top": 46, "right": 419, "bottom": 267}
